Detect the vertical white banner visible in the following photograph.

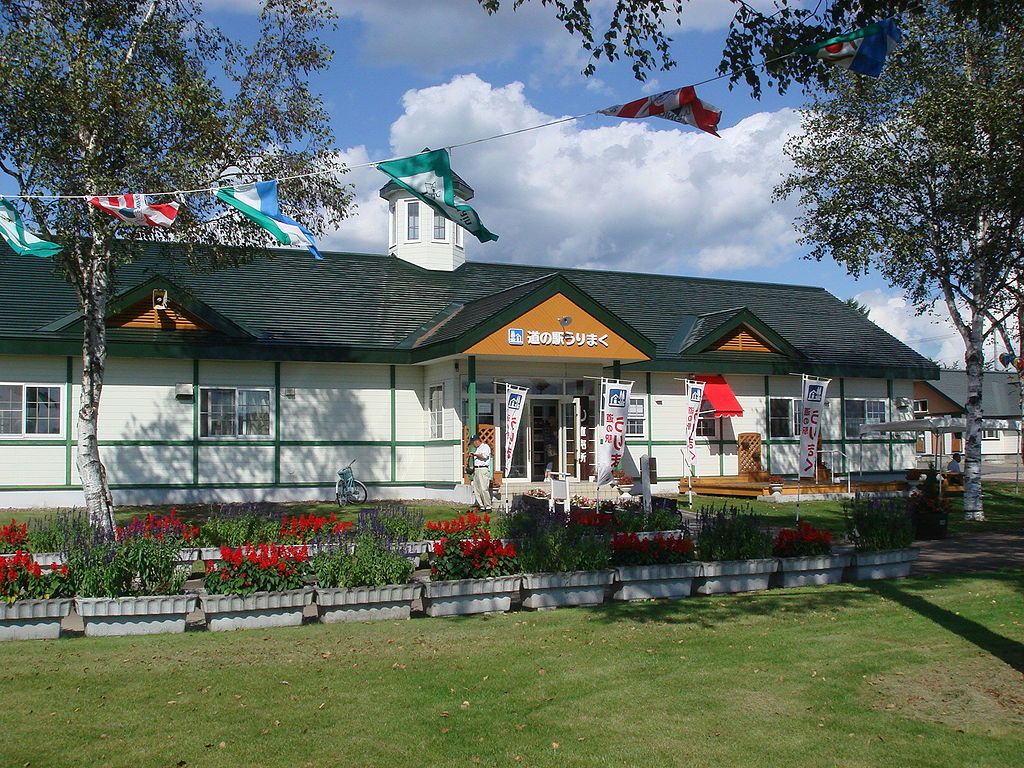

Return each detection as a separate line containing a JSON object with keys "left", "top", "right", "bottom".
{"left": 504, "top": 384, "right": 528, "bottom": 472}
{"left": 682, "top": 379, "right": 706, "bottom": 477}
{"left": 799, "top": 376, "right": 831, "bottom": 479}
{"left": 596, "top": 379, "right": 633, "bottom": 487}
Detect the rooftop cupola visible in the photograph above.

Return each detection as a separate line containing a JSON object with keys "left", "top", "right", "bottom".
{"left": 379, "top": 171, "right": 473, "bottom": 272}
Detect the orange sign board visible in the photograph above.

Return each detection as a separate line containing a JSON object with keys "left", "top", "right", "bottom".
{"left": 464, "top": 293, "right": 649, "bottom": 360}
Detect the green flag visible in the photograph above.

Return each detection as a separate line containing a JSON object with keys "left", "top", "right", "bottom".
{"left": 376, "top": 149, "right": 498, "bottom": 243}
{"left": 0, "top": 199, "right": 62, "bottom": 258}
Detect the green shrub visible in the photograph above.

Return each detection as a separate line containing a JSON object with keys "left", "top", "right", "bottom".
{"left": 199, "top": 503, "right": 282, "bottom": 546}
{"left": 27, "top": 509, "right": 93, "bottom": 554}
{"left": 695, "top": 507, "right": 772, "bottom": 561}
{"left": 516, "top": 524, "right": 610, "bottom": 574}
{"left": 313, "top": 537, "right": 413, "bottom": 588}
{"left": 843, "top": 498, "right": 914, "bottom": 551}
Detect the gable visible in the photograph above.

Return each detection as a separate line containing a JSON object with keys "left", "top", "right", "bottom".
{"left": 704, "top": 325, "right": 776, "bottom": 353}
{"left": 107, "top": 297, "right": 214, "bottom": 332}
{"left": 464, "top": 293, "right": 650, "bottom": 360}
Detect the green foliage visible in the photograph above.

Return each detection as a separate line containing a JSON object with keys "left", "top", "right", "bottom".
{"left": 695, "top": 507, "right": 773, "bottom": 561}
{"left": 477, "top": 1, "right": 1022, "bottom": 95}
{"left": 198, "top": 503, "right": 282, "bottom": 547}
{"left": 775, "top": 6, "right": 1024, "bottom": 518}
{"left": 64, "top": 528, "right": 188, "bottom": 598}
{"left": 0, "top": 0, "right": 352, "bottom": 524}
{"left": 515, "top": 525, "right": 610, "bottom": 574}
{"left": 26, "top": 509, "right": 94, "bottom": 554}
{"left": 312, "top": 537, "right": 413, "bottom": 589}
{"left": 844, "top": 498, "right": 914, "bottom": 551}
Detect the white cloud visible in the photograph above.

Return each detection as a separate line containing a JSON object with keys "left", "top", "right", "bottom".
{"left": 854, "top": 289, "right": 966, "bottom": 367}
{"left": 328, "top": 74, "right": 805, "bottom": 276}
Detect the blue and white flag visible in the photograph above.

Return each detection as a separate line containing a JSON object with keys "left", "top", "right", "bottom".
{"left": 596, "top": 379, "right": 634, "bottom": 487}
{"left": 0, "top": 199, "right": 62, "bottom": 258}
{"left": 376, "top": 149, "right": 498, "bottom": 243}
{"left": 798, "top": 19, "right": 901, "bottom": 78}
{"left": 216, "top": 180, "right": 322, "bottom": 259}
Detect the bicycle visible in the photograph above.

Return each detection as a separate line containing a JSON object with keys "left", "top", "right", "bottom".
{"left": 335, "top": 459, "right": 368, "bottom": 507}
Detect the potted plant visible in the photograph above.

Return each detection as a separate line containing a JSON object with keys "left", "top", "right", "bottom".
{"left": 610, "top": 531, "right": 698, "bottom": 601}
{"left": 313, "top": 532, "right": 418, "bottom": 623}
{"left": 0, "top": 550, "right": 72, "bottom": 641}
{"left": 71, "top": 517, "right": 196, "bottom": 637}
{"left": 516, "top": 513, "right": 613, "bottom": 610}
{"left": 768, "top": 476, "right": 785, "bottom": 494}
{"left": 771, "top": 521, "right": 851, "bottom": 588}
{"left": 0, "top": 519, "right": 29, "bottom": 554}
{"left": 424, "top": 532, "right": 519, "bottom": 617}
{"left": 843, "top": 499, "right": 918, "bottom": 580}
{"left": 201, "top": 543, "right": 313, "bottom": 631}
{"left": 612, "top": 468, "right": 634, "bottom": 495}
{"left": 693, "top": 508, "right": 776, "bottom": 594}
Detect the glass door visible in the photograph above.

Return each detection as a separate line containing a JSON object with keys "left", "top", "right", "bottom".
{"left": 531, "top": 400, "right": 559, "bottom": 481}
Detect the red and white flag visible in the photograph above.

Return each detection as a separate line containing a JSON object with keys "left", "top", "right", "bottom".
{"left": 799, "top": 377, "right": 831, "bottom": 479}
{"left": 599, "top": 86, "right": 722, "bottom": 136}
{"left": 87, "top": 194, "right": 180, "bottom": 227}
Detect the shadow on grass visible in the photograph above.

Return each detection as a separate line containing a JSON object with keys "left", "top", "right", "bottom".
{"left": 867, "top": 577, "right": 1024, "bottom": 674}
{"left": 586, "top": 587, "right": 877, "bottom": 630}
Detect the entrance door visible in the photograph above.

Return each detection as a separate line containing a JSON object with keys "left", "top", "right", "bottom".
{"left": 530, "top": 399, "right": 559, "bottom": 481}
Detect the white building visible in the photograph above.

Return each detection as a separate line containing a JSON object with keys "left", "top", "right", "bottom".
{"left": 0, "top": 182, "right": 939, "bottom": 507}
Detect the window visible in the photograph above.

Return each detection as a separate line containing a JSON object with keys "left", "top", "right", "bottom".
{"left": 626, "top": 397, "right": 646, "bottom": 437}
{"left": 454, "top": 221, "right": 463, "bottom": 247}
{"left": 696, "top": 399, "right": 717, "bottom": 438}
{"left": 768, "top": 398, "right": 799, "bottom": 438}
{"left": 407, "top": 201, "right": 419, "bottom": 240}
{"left": 982, "top": 429, "right": 1000, "bottom": 440}
{"left": 200, "top": 388, "right": 271, "bottom": 438}
{"left": 913, "top": 399, "right": 928, "bottom": 414}
{"left": 388, "top": 202, "right": 396, "bottom": 246}
{"left": 845, "top": 399, "right": 887, "bottom": 438}
{"left": 0, "top": 384, "right": 62, "bottom": 436}
{"left": 433, "top": 211, "right": 446, "bottom": 240}
{"left": 429, "top": 384, "right": 444, "bottom": 439}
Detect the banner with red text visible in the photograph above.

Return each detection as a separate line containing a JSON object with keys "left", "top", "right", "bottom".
{"left": 682, "top": 379, "right": 706, "bottom": 477}
{"left": 596, "top": 379, "right": 634, "bottom": 487}
{"left": 798, "top": 377, "right": 831, "bottom": 479}
{"left": 504, "top": 384, "right": 528, "bottom": 473}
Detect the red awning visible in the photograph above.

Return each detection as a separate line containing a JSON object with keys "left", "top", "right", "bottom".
{"left": 696, "top": 375, "right": 744, "bottom": 418}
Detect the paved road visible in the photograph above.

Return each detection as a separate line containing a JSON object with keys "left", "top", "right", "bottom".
{"left": 912, "top": 528, "right": 1024, "bottom": 575}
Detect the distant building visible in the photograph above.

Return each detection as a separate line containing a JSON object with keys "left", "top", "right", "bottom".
{"left": 913, "top": 369, "right": 1022, "bottom": 461}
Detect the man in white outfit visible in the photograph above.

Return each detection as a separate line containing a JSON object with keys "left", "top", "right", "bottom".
{"left": 470, "top": 434, "right": 492, "bottom": 511}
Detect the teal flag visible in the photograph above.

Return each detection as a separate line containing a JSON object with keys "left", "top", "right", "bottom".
{"left": 376, "top": 149, "right": 498, "bottom": 243}
{"left": 0, "top": 199, "right": 62, "bottom": 258}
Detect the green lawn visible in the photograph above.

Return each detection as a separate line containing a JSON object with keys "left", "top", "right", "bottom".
{"left": 0, "top": 571, "right": 1021, "bottom": 767}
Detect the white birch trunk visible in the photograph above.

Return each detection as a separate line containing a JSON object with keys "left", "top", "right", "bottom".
{"left": 962, "top": 314, "right": 985, "bottom": 520}
{"left": 75, "top": 245, "right": 114, "bottom": 531}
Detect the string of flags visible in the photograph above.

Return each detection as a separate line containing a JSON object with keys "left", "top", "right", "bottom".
{"left": 0, "top": 19, "right": 901, "bottom": 261}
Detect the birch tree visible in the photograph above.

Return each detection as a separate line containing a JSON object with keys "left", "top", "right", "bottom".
{"left": 775, "top": 6, "right": 1024, "bottom": 520}
{"left": 0, "top": 0, "right": 351, "bottom": 529}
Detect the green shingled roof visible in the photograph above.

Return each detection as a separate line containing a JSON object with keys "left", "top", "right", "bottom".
{"left": 0, "top": 243, "right": 939, "bottom": 378}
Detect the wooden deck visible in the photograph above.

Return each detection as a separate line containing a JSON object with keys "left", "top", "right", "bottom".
{"left": 680, "top": 475, "right": 964, "bottom": 499}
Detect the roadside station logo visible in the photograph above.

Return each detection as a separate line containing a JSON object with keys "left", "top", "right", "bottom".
{"left": 608, "top": 388, "right": 628, "bottom": 408}
{"left": 508, "top": 328, "right": 524, "bottom": 346}
{"left": 806, "top": 384, "right": 825, "bottom": 402}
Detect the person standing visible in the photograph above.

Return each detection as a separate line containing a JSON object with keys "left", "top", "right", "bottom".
{"left": 470, "top": 434, "right": 492, "bottom": 511}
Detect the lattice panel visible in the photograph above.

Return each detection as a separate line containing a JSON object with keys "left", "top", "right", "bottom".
{"left": 737, "top": 432, "right": 763, "bottom": 475}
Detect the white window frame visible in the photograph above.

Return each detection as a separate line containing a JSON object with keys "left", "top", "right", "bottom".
{"left": 432, "top": 211, "right": 447, "bottom": 241}
{"left": 0, "top": 383, "right": 64, "bottom": 438}
{"left": 696, "top": 399, "right": 717, "bottom": 438}
{"left": 768, "top": 397, "right": 800, "bottom": 439}
{"left": 199, "top": 387, "right": 273, "bottom": 439}
{"left": 626, "top": 396, "right": 646, "bottom": 438}
{"left": 429, "top": 384, "right": 444, "bottom": 440}
{"left": 982, "top": 428, "right": 1000, "bottom": 440}
{"left": 406, "top": 200, "right": 420, "bottom": 242}
{"left": 913, "top": 399, "right": 928, "bottom": 414}
{"left": 845, "top": 398, "right": 887, "bottom": 439}
{"left": 454, "top": 220, "right": 463, "bottom": 247}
